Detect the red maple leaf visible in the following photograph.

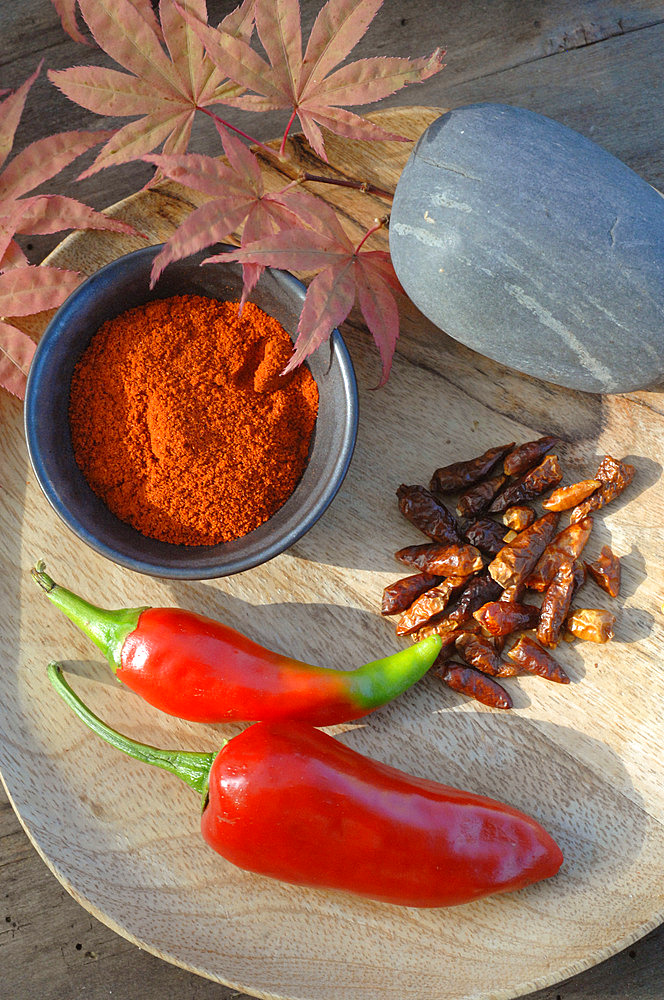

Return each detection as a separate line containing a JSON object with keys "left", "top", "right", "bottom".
{"left": 0, "top": 67, "right": 138, "bottom": 399}
{"left": 146, "top": 124, "right": 325, "bottom": 299}
{"left": 0, "top": 268, "right": 84, "bottom": 398}
{"left": 178, "top": 0, "right": 445, "bottom": 160}
{"left": 49, "top": 0, "right": 256, "bottom": 176}
{"left": 215, "top": 199, "right": 403, "bottom": 385}
{"left": 50, "top": 0, "right": 162, "bottom": 45}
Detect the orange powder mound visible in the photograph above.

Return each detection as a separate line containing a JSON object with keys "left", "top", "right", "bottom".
{"left": 69, "top": 295, "right": 319, "bottom": 546}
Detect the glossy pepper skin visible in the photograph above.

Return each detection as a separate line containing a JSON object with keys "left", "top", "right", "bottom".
{"left": 49, "top": 663, "right": 564, "bottom": 908}
{"left": 33, "top": 563, "right": 441, "bottom": 726}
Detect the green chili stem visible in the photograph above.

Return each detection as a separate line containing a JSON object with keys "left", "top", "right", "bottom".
{"left": 32, "top": 562, "right": 145, "bottom": 671}
{"left": 47, "top": 663, "right": 218, "bottom": 798}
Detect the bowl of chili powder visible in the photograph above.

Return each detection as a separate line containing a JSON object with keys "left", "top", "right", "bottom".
{"left": 24, "top": 245, "right": 358, "bottom": 578}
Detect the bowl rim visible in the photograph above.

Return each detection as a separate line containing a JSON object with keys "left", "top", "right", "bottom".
{"left": 24, "top": 244, "right": 359, "bottom": 579}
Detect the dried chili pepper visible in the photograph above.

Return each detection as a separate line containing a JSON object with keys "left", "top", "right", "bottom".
{"left": 474, "top": 601, "right": 541, "bottom": 637}
{"left": 542, "top": 479, "right": 601, "bottom": 511}
{"left": 503, "top": 436, "right": 559, "bottom": 477}
{"left": 419, "top": 624, "right": 479, "bottom": 662}
{"left": 441, "top": 573, "right": 503, "bottom": 625}
{"left": 415, "top": 619, "right": 478, "bottom": 643}
{"left": 416, "top": 573, "right": 500, "bottom": 662}
{"left": 570, "top": 455, "right": 635, "bottom": 523}
{"left": 503, "top": 506, "right": 536, "bottom": 532}
{"left": 413, "top": 575, "right": 501, "bottom": 657}
{"left": 537, "top": 561, "right": 576, "bottom": 648}
{"left": 586, "top": 545, "right": 621, "bottom": 598}
{"left": 572, "top": 561, "right": 588, "bottom": 599}
{"left": 435, "top": 662, "right": 513, "bottom": 709}
{"left": 463, "top": 518, "right": 509, "bottom": 557}
{"left": 395, "top": 542, "right": 484, "bottom": 577}
{"left": 506, "top": 635, "right": 570, "bottom": 684}
{"left": 490, "top": 633, "right": 507, "bottom": 655}
{"left": 430, "top": 442, "right": 515, "bottom": 494}
{"left": 395, "top": 576, "right": 469, "bottom": 635}
{"left": 566, "top": 608, "right": 616, "bottom": 642}
{"left": 382, "top": 573, "right": 443, "bottom": 616}
{"left": 50, "top": 665, "right": 563, "bottom": 906}
{"left": 33, "top": 563, "right": 441, "bottom": 727}
{"left": 489, "top": 454, "right": 563, "bottom": 513}
{"left": 456, "top": 474, "right": 507, "bottom": 518}
{"left": 597, "top": 454, "right": 635, "bottom": 493}
{"left": 396, "top": 484, "right": 462, "bottom": 545}
{"left": 525, "top": 516, "right": 593, "bottom": 592}
{"left": 455, "top": 632, "right": 521, "bottom": 677}
{"left": 488, "top": 512, "right": 560, "bottom": 592}
{"left": 499, "top": 581, "right": 525, "bottom": 603}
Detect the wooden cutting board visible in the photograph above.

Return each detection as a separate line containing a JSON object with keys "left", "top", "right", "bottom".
{"left": 1, "top": 107, "right": 663, "bottom": 1000}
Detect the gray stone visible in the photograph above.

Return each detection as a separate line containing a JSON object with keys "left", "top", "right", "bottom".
{"left": 389, "top": 103, "right": 664, "bottom": 393}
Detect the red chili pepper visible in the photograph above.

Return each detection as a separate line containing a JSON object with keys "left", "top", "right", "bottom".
{"left": 48, "top": 663, "right": 564, "bottom": 908}
{"left": 32, "top": 563, "right": 441, "bottom": 727}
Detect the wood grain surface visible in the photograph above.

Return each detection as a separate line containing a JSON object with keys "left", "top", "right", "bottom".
{"left": 2, "top": 4, "right": 664, "bottom": 1000}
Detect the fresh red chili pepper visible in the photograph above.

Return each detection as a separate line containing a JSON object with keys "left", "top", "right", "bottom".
{"left": 33, "top": 563, "right": 441, "bottom": 727}
{"left": 48, "top": 663, "right": 563, "bottom": 908}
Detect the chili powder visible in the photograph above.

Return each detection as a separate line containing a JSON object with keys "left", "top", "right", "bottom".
{"left": 69, "top": 295, "right": 319, "bottom": 546}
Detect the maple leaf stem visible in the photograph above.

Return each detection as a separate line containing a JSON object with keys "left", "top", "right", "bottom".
{"left": 355, "top": 215, "right": 390, "bottom": 254}
{"left": 299, "top": 172, "right": 393, "bottom": 201}
{"left": 199, "top": 107, "right": 273, "bottom": 155}
{"left": 279, "top": 109, "right": 299, "bottom": 156}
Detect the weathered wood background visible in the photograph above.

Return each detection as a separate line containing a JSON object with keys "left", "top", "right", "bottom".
{"left": 2, "top": 2, "right": 664, "bottom": 998}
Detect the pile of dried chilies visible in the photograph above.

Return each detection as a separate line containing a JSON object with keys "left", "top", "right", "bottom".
{"left": 382, "top": 436, "right": 634, "bottom": 710}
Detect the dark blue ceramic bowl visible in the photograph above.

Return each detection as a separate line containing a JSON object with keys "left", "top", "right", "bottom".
{"left": 24, "top": 245, "right": 358, "bottom": 579}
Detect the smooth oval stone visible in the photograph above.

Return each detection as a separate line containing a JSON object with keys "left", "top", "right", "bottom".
{"left": 389, "top": 103, "right": 664, "bottom": 393}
